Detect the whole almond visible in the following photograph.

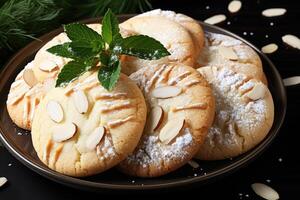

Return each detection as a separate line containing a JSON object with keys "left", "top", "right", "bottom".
{"left": 262, "top": 43, "right": 278, "bottom": 54}
{"left": 0, "top": 177, "right": 8, "bottom": 188}
{"left": 159, "top": 117, "right": 185, "bottom": 144}
{"left": 251, "top": 183, "right": 279, "bottom": 200}
{"left": 262, "top": 8, "right": 286, "bottom": 17}
{"left": 47, "top": 100, "right": 64, "bottom": 123}
{"left": 218, "top": 46, "right": 238, "bottom": 60}
{"left": 72, "top": 90, "right": 89, "bottom": 114}
{"left": 52, "top": 122, "right": 77, "bottom": 142}
{"left": 152, "top": 86, "right": 181, "bottom": 99}
{"left": 23, "top": 69, "right": 38, "bottom": 87}
{"left": 86, "top": 126, "right": 105, "bottom": 150}
{"left": 204, "top": 14, "right": 226, "bottom": 25}
{"left": 228, "top": 1, "right": 242, "bottom": 13}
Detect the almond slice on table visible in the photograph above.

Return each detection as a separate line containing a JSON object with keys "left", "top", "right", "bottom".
{"left": 148, "top": 106, "right": 164, "bottom": 132}
{"left": 218, "top": 46, "right": 238, "bottom": 61}
{"left": 159, "top": 117, "right": 185, "bottom": 144}
{"left": 86, "top": 126, "right": 105, "bottom": 150}
{"left": 282, "top": 34, "right": 300, "bottom": 50}
{"left": 39, "top": 60, "right": 58, "bottom": 72}
{"left": 262, "top": 8, "right": 286, "bottom": 17}
{"left": 261, "top": 43, "right": 278, "bottom": 54}
{"left": 283, "top": 76, "right": 300, "bottom": 86}
{"left": 23, "top": 69, "right": 38, "bottom": 87}
{"left": 47, "top": 100, "right": 64, "bottom": 123}
{"left": 72, "top": 90, "right": 89, "bottom": 114}
{"left": 152, "top": 86, "right": 181, "bottom": 99}
{"left": 52, "top": 122, "right": 77, "bottom": 142}
{"left": 0, "top": 177, "right": 8, "bottom": 188}
{"left": 246, "top": 83, "right": 267, "bottom": 100}
{"left": 251, "top": 183, "right": 279, "bottom": 200}
{"left": 204, "top": 14, "right": 226, "bottom": 25}
{"left": 228, "top": 1, "right": 242, "bottom": 13}
{"left": 188, "top": 160, "right": 200, "bottom": 168}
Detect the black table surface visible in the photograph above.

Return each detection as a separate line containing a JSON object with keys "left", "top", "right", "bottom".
{"left": 1, "top": 0, "right": 300, "bottom": 199}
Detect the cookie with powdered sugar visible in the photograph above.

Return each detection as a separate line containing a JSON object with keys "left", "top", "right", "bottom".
{"left": 120, "top": 15, "right": 198, "bottom": 75}
{"left": 31, "top": 71, "right": 147, "bottom": 177}
{"left": 195, "top": 66, "right": 274, "bottom": 160}
{"left": 118, "top": 63, "right": 215, "bottom": 177}
{"left": 198, "top": 32, "right": 267, "bottom": 84}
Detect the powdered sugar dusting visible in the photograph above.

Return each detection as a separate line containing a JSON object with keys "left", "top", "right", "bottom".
{"left": 126, "top": 128, "right": 193, "bottom": 167}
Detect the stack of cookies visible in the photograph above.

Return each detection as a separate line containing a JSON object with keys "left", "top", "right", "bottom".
{"left": 6, "top": 9, "right": 274, "bottom": 177}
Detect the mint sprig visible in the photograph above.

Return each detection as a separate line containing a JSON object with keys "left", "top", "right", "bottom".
{"left": 47, "top": 9, "right": 170, "bottom": 90}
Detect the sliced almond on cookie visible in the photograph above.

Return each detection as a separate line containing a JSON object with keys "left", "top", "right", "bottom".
{"left": 148, "top": 106, "right": 164, "bottom": 132}
{"left": 159, "top": 117, "right": 185, "bottom": 144}
{"left": 251, "top": 183, "right": 279, "bottom": 200}
{"left": 47, "top": 100, "right": 64, "bottom": 123}
{"left": 86, "top": 126, "right": 105, "bottom": 150}
{"left": 72, "top": 90, "right": 88, "bottom": 114}
{"left": 23, "top": 69, "right": 38, "bottom": 87}
{"left": 152, "top": 86, "right": 181, "bottom": 99}
{"left": 246, "top": 83, "right": 267, "bottom": 100}
{"left": 52, "top": 122, "right": 77, "bottom": 142}
{"left": 39, "top": 60, "right": 58, "bottom": 72}
{"left": 218, "top": 46, "right": 238, "bottom": 61}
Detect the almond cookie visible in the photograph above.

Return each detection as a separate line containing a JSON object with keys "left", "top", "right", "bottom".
{"left": 6, "top": 61, "right": 55, "bottom": 130}
{"left": 120, "top": 16, "right": 197, "bottom": 75}
{"left": 136, "top": 9, "right": 205, "bottom": 63}
{"left": 198, "top": 32, "right": 267, "bottom": 84}
{"left": 31, "top": 71, "right": 147, "bottom": 177}
{"left": 118, "top": 63, "right": 215, "bottom": 177}
{"left": 195, "top": 66, "right": 274, "bottom": 160}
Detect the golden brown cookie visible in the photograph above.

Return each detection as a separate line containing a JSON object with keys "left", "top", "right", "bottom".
{"left": 198, "top": 32, "right": 267, "bottom": 84}
{"left": 120, "top": 16, "right": 197, "bottom": 75}
{"left": 118, "top": 63, "right": 215, "bottom": 177}
{"left": 195, "top": 66, "right": 274, "bottom": 160}
{"left": 31, "top": 71, "right": 147, "bottom": 177}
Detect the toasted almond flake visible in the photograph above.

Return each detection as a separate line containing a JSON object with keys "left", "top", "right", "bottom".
{"left": 188, "top": 160, "right": 200, "bottom": 168}
{"left": 86, "top": 126, "right": 105, "bottom": 150}
{"left": 283, "top": 76, "right": 300, "bottom": 86}
{"left": 148, "top": 106, "right": 164, "bottom": 132}
{"left": 204, "top": 14, "right": 226, "bottom": 25}
{"left": 159, "top": 117, "right": 185, "bottom": 144}
{"left": 152, "top": 86, "right": 181, "bottom": 99}
{"left": 52, "top": 122, "right": 77, "bottom": 142}
{"left": 64, "top": 87, "right": 74, "bottom": 96}
{"left": 47, "top": 100, "right": 64, "bottom": 123}
{"left": 251, "top": 183, "right": 279, "bottom": 200}
{"left": 23, "top": 69, "right": 38, "bottom": 87}
{"left": 228, "top": 1, "right": 242, "bottom": 13}
{"left": 173, "top": 103, "right": 208, "bottom": 112}
{"left": 261, "top": 43, "right": 278, "bottom": 54}
{"left": 72, "top": 90, "right": 88, "bottom": 114}
{"left": 246, "top": 83, "right": 267, "bottom": 100}
{"left": 262, "top": 8, "right": 286, "bottom": 17}
{"left": 39, "top": 60, "right": 58, "bottom": 72}
{"left": 218, "top": 46, "right": 238, "bottom": 60}
{"left": 282, "top": 34, "right": 300, "bottom": 50}
{"left": 0, "top": 177, "right": 8, "bottom": 187}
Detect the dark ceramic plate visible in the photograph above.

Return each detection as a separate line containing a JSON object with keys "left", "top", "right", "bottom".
{"left": 0, "top": 15, "right": 286, "bottom": 191}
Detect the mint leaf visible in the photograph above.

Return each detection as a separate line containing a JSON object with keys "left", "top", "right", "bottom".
{"left": 113, "top": 35, "right": 170, "bottom": 60}
{"left": 64, "top": 23, "right": 103, "bottom": 44}
{"left": 98, "top": 60, "right": 121, "bottom": 91}
{"left": 69, "top": 40, "right": 103, "bottom": 58}
{"left": 47, "top": 43, "right": 76, "bottom": 59}
{"left": 102, "top": 9, "right": 121, "bottom": 45}
{"left": 56, "top": 61, "right": 89, "bottom": 87}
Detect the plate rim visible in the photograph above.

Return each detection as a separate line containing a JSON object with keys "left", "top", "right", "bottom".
{"left": 0, "top": 14, "right": 287, "bottom": 191}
